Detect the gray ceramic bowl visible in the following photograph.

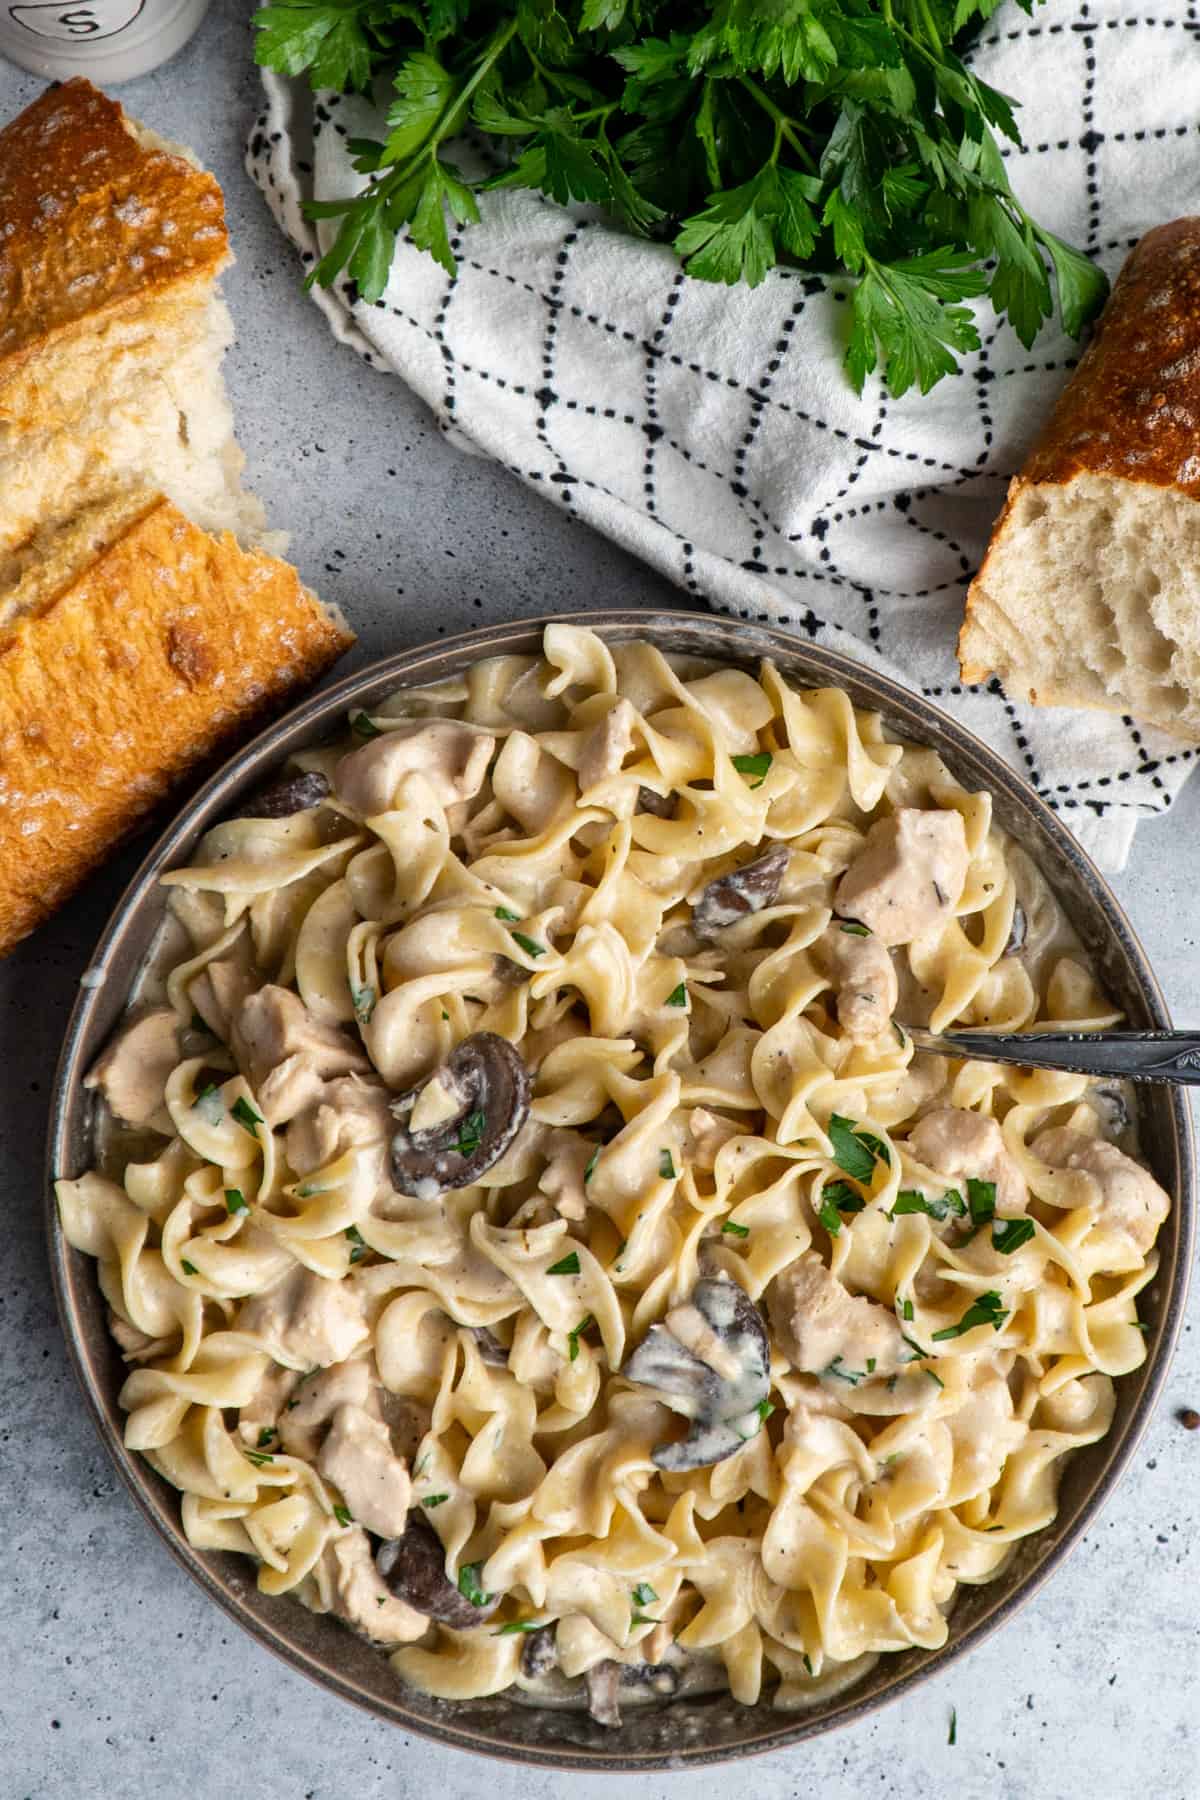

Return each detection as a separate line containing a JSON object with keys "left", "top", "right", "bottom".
{"left": 46, "top": 611, "right": 1194, "bottom": 1769}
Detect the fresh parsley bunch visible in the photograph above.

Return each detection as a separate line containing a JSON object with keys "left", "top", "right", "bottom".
{"left": 253, "top": 0, "right": 1107, "bottom": 396}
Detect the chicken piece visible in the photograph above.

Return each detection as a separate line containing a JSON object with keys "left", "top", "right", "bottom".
{"left": 320, "top": 1528, "right": 428, "bottom": 1646}
{"left": 578, "top": 698, "right": 637, "bottom": 794}
{"left": 537, "top": 1129, "right": 595, "bottom": 1221}
{"left": 238, "top": 1359, "right": 301, "bottom": 1439}
{"left": 238, "top": 1265, "right": 369, "bottom": 1369}
{"left": 84, "top": 1009, "right": 180, "bottom": 1132}
{"left": 816, "top": 924, "right": 899, "bottom": 1041}
{"left": 232, "top": 984, "right": 370, "bottom": 1127}
{"left": 335, "top": 720, "right": 495, "bottom": 816}
{"left": 766, "top": 1252, "right": 907, "bottom": 1378}
{"left": 106, "top": 1309, "right": 169, "bottom": 1360}
{"left": 1032, "top": 1128, "right": 1169, "bottom": 1264}
{"left": 687, "top": 1107, "right": 741, "bottom": 1171}
{"left": 189, "top": 959, "right": 257, "bottom": 1043}
{"left": 279, "top": 1356, "right": 375, "bottom": 1461}
{"left": 318, "top": 1401, "right": 412, "bottom": 1538}
{"left": 284, "top": 1076, "right": 394, "bottom": 1179}
{"left": 907, "top": 1106, "right": 1027, "bottom": 1217}
{"left": 835, "top": 808, "right": 968, "bottom": 946}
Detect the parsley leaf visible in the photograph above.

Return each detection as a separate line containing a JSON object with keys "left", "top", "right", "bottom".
{"left": 349, "top": 710, "right": 382, "bottom": 739}
{"left": 454, "top": 1109, "right": 487, "bottom": 1158}
{"left": 231, "top": 1096, "right": 264, "bottom": 1138}
{"left": 493, "top": 1618, "right": 547, "bottom": 1634}
{"left": 631, "top": 1581, "right": 658, "bottom": 1607}
{"left": 818, "top": 1178, "right": 865, "bottom": 1236}
{"left": 967, "top": 1178, "right": 997, "bottom": 1227}
{"left": 225, "top": 1188, "right": 248, "bottom": 1216}
{"left": 665, "top": 981, "right": 688, "bottom": 1008}
{"left": 494, "top": 906, "right": 521, "bottom": 922}
{"left": 992, "top": 1216, "right": 1035, "bottom": 1254}
{"left": 509, "top": 930, "right": 545, "bottom": 959}
{"left": 457, "top": 1561, "right": 492, "bottom": 1607}
{"left": 659, "top": 1148, "right": 677, "bottom": 1180}
{"left": 547, "top": 1251, "right": 581, "bottom": 1275}
{"left": 567, "top": 1314, "right": 594, "bottom": 1361}
{"left": 730, "top": 749, "right": 773, "bottom": 788}
{"left": 258, "top": 0, "right": 1105, "bottom": 393}
{"left": 721, "top": 1219, "right": 749, "bottom": 1238}
{"left": 421, "top": 1493, "right": 450, "bottom": 1508}
{"left": 333, "top": 1504, "right": 353, "bottom": 1526}
{"left": 584, "top": 1145, "right": 601, "bottom": 1183}
{"left": 932, "top": 1290, "right": 1008, "bottom": 1341}
{"left": 891, "top": 1187, "right": 966, "bottom": 1222}
{"left": 828, "top": 1114, "right": 888, "bottom": 1183}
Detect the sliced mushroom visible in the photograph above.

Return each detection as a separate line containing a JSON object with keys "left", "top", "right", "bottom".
{"left": 637, "top": 784, "right": 677, "bottom": 820}
{"left": 621, "top": 1274, "right": 771, "bottom": 1471}
{"left": 389, "top": 1032, "right": 531, "bottom": 1198}
{"left": 521, "top": 1623, "right": 558, "bottom": 1679}
{"left": 467, "top": 1325, "right": 510, "bottom": 1367}
{"left": 623, "top": 1661, "right": 679, "bottom": 1698}
{"left": 585, "top": 1659, "right": 623, "bottom": 1727}
{"left": 230, "top": 771, "right": 332, "bottom": 820}
{"left": 692, "top": 843, "right": 789, "bottom": 941}
{"left": 376, "top": 1515, "right": 499, "bottom": 1628}
{"left": 1003, "top": 901, "right": 1028, "bottom": 957}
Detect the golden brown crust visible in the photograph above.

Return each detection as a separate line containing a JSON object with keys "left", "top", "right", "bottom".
{"left": 0, "top": 497, "right": 354, "bottom": 956}
{"left": 959, "top": 218, "right": 1200, "bottom": 683}
{"left": 0, "top": 78, "right": 228, "bottom": 391}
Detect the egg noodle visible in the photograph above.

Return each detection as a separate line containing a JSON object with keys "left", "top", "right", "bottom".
{"left": 57, "top": 625, "right": 1169, "bottom": 1718}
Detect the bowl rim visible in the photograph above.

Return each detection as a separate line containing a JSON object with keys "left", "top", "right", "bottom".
{"left": 45, "top": 608, "right": 1195, "bottom": 1770}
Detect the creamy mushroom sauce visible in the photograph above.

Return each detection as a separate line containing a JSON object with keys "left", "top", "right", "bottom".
{"left": 58, "top": 625, "right": 1170, "bottom": 1723}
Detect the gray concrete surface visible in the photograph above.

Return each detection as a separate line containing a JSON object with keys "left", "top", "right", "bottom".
{"left": 1, "top": 8, "right": 1197, "bottom": 1796}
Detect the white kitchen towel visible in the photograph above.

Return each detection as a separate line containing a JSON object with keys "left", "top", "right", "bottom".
{"left": 247, "top": 0, "right": 1200, "bottom": 868}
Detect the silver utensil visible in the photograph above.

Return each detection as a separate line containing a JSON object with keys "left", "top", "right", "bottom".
{"left": 902, "top": 1025, "right": 1200, "bottom": 1085}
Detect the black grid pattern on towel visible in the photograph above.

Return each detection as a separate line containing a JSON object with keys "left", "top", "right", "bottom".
{"left": 247, "top": 0, "right": 1200, "bottom": 861}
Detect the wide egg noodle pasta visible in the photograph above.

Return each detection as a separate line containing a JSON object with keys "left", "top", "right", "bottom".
{"left": 57, "top": 624, "right": 1170, "bottom": 1714}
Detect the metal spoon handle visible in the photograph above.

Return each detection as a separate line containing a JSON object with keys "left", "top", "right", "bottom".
{"left": 901, "top": 1026, "right": 1200, "bottom": 1085}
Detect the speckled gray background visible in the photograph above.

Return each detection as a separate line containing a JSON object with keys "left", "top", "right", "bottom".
{"left": 1, "top": 8, "right": 1198, "bottom": 1797}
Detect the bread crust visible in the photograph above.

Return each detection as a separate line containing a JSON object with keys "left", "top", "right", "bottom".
{"left": 0, "top": 79, "right": 229, "bottom": 397}
{"left": 959, "top": 219, "right": 1200, "bottom": 683}
{"left": 0, "top": 496, "right": 355, "bottom": 956}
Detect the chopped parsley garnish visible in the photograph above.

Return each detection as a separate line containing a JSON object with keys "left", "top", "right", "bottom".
{"left": 412, "top": 1452, "right": 431, "bottom": 1479}
{"left": 180, "top": 1259, "right": 198, "bottom": 1276}
{"left": 225, "top": 1188, "right": 248, "bottom": 1216}
{"left": 992, "top": 1217, "right": 1036, "bottom": 1255}
{"left": 421, "top": 1493, "right": 450, "bottom": 1509}
{"left": 584, "top": 1145, "right": 601, "bottom": 1183}
{"left": 351, "top": 983, "right": 377, "bottom": 1025}
{"left": 839, "top": 921, "right": 871, "bottom": 937}
{"left": 350, "top": 711, "right": 382, "bottom": 739}
{"left": 925, "top": 1368, "right": 945, "bottom": 1389}
{"left": 665, "top": 981, "right": 688, "bottom": 1008}
{"left": 547, "top": 1251, "right": 581, "bottom": 1276}
{"left": 731, "top": 751, "right": 772, "bottom": 789}
{"left": 900, "top": 1333, "right": 927, "bottom": 1362}
{"left": 193, "top": 1082, "right": 224, "bottom": 1125}
{"left": 822, "top": 1355, "right": 867, "bottom": 1385}
{"left": 828, "top": 1114, "right": 890, "bottom": 1183}
{"left": 893, "top": 1022, "right": 907, "bottom": 1049}
{"left": 755, "top": 1399, "right": 775, "bottom": 1423}
{"left": 818, "top": 1178, "right": 866, "bottom": 1236}
{"left": 494, "top": 906, "right": 521, "bottom": 923}
{"left": 631, "top": 1582, "right": 658, "bottom": 1608}
{"left": 231, "top": 1095, "right": 264, "bottom": 1138}
{"left": 333, "top": 1505, "right": 353, "bottom": 1526}
{"left": 244, "top": 1449, "right": 274, "bottom": 1468}
{"left": 454, "top": 1109, "right": 487, "bottom": 1158}
{"left": 630, "top": 1611, "right": 658, "bottom": 1629}
{"left": 567, "top": 1314, "right": 594, "bottom": 1362}
{"left": 493, "top": 1619, "right": 546, "bottom": 1635}
{"left": 900, "top": 1295, "right": 914, "bottom": 1322}
{"left": 721, "top": 1220, "right": 749, "bottom": 1238}
{"left": 866, "top": 1358, "right": 876, "bottom": 1374}
{"left": 967, "top": 1177, "right": 997, "bottom": 1227}
{"left": 457, "top": 1561, "right": 492, "bottom": 1608}
{"left": 803, "top": 1653, "right": 814, "bottom": 1676}
{"left": 441, "top": 1009, "right": 450, "bottom": 1021}
{"left": 932, "top": 1290, "right": 1008, "bottom": 1341}
{"left": 891, "top": 1187, "right": 966, "bottom": 1222}
{"left": 257, "top": 1427, "right": 275, "bottom": 1448}
{"left": 509, "top": 930, "right": 544, "bottom": 958}
{"left": 948, "top": 1707, "right": 957, "bottom": 1746}
{"left": 659, "top": 1149, "right": 677, "bottom": 1180}
{"left": 345, "top": 1224, "right": 369, "bottom": 1264}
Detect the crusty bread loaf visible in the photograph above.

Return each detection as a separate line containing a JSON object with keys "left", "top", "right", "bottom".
{"left": 959, "top": 219, "right": 1200, "bottom": 740}
{"left": 0, "top": 492, "right": 353, "bottom": 955}
{"left": 0, "top": 79, "right": 355, "bottom": 955}
{"left": 0, "top": 78, "right": 271, "bottom": 570}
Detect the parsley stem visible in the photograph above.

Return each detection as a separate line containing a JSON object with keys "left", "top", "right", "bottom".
{"left": 735, "top": 76, "right": 819, "bottom": 175}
